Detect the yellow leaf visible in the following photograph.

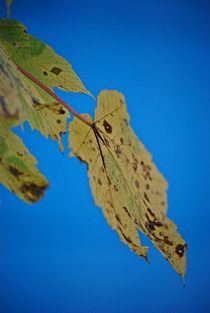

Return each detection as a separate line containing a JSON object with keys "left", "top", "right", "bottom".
{"left": 0, "top": 129, "right": 48, "bottom": 203}
{"left": 69, "top": 90, "right": 187, "bottom": 278}
{"left": 20, "top": 83, "right": 69, "bottom": 151}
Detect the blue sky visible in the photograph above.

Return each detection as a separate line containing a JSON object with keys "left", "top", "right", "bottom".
{"left": 0, "top": 1, "right": 210, "bottom": 312}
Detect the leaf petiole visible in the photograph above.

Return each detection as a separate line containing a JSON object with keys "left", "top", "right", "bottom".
{"left": 16, "top": 64, "right": 93, "bottom": 128}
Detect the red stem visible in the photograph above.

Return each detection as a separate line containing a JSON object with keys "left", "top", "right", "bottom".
{"left": 16, "top": 64, "right": 93, "bottom": 127}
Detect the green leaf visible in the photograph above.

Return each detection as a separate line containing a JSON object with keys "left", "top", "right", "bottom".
{"left": 0, "top": 129, "right": 48, "bottom": 203}
{"left": 0, "top": 19, "right": 91, "bottom": 95}
{"left": 69, "top": 90, "right": 187, "bottom": 278}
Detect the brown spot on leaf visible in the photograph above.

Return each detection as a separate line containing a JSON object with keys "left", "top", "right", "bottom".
{"left": 164, "top": 236, "right": 173, "bottom": 246}
{"left": 115, "top": 214, "right": 122, "bottom": 225}
{"left": 107, "top": 177, "right": 112, "bottom": 185}
{"left": 115, "top": 145, "right": 121, "bottom": 158}
{"left": 123, "top": 206, "right": 132, "bottom": 218}
{"left": 120, "top": 138, "right": 124, "bottom": 144}
{"left": 141, "top": 161, "right": 146, "bottom": 172}
{"left": 103, "top": 120, "right": 112, "bottom": 134}
{"left": 135, "top": 180, "right": 139, "bottom": 188}
{"left": 108, "top": 200, "right": 113, "bottom": 208}
{"left": 20, "top": 182, "right": 48, "bottom": 202}
{"left": 31, "top": 96, "right": 41, "bottom": 106}
{"left": 175, "top": 244, "right": 186, "bottom": 257}
{"left": 145, "top": 221, "right": 155, "bottom": 232}
{"left": 57, "top": 119, "right": 61, "bottom": 124}
{"left": 147, "top": 208, "right": 155, "bottom": 217}
{"left": 142, "top": 198, "right": 149, "bottom": 209}
{"left": 114, "top": 185, "right": 118, "bottom": 191}
{"left": 98, "top": 178, "right": 102, "bottom": 185}
{"left": 121, "top": 232, "right": 132, "bottom": 244}
{"left": 50, "top": 67, "right": 62, "bottom": 75}
{"left": 43, "top": 71, "right": 48, "bottom": 76}
{"left": 133, "top": 162, "right": 137, "bottom": 172}
{"left": 59, "top": 108, "right": 66, "bottom": 115}
{"left": 7, "top": 166, "right": 22, "bottom": 177}
{"left": 154, "top": 218, "right": 162, "bottom": 227}
{"left": 144, "top": 192, "right": 150, "bottom": 203}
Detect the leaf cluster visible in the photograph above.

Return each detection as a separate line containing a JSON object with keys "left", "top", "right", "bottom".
{"left": 0, "top": 19, "right": 90, "bottom": 202}
{"left": 0, "top": 19, "right": 187, "bottom": 278}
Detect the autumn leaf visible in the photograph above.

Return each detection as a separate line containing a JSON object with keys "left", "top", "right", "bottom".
{"left": 69, "top": 90, "right": 187, "bottom": 278}
{"left": 0, "top": 19, "right": 91, "bottom": 95}
{"left": 18, "top": 72, "right": 71, "bottom": 151}
{"left": 0, "top": 129, "right": 48, "bottom": 203}
{"left": 0, "top": 17, "right": 94, "bottom": 202}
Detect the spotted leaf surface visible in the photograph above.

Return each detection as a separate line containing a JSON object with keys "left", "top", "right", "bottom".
{"left": 19, "top": 81, "right": 69, "bottom": 151}
{"left": 0, "top": 129, "right": 48, "bottom": 203}
{"left": 0, "top": 26, "right": 71, "bottom": 151}
{"left": 0, "top": 19, "right": 91, "bottom": 95}
{"left": 69, "top": 90, "right": 187, "bottom": 277}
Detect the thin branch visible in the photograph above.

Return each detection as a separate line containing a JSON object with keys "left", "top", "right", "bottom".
{"left": 16, "top": 64, "right": 93, "bottom": 127}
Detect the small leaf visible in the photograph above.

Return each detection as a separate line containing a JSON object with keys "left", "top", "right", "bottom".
{"left": 69, "top": 90, "right": 187, "bottom": 278}
{"left": 0, "top": 129, "right": 48, "bottom": 203}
